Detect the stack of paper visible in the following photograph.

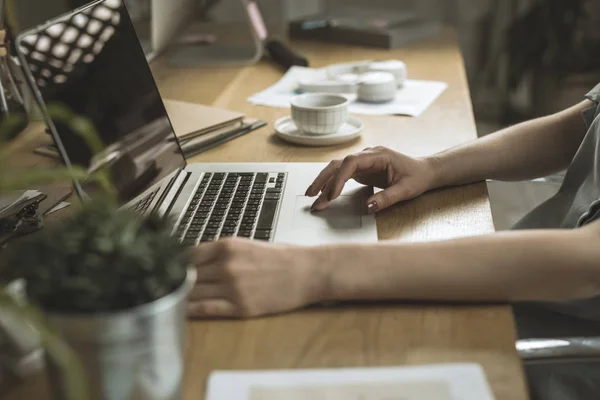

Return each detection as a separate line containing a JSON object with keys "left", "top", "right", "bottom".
{"left": 247, "top": 66, "right": 448, "bottom": 117}
{"left": 206, "top": 363, "right": 496, "bottom": 400}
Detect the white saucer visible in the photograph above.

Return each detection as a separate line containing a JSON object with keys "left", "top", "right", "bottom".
{"left": 274, "top": 116, "right": 363, "bottom": 147}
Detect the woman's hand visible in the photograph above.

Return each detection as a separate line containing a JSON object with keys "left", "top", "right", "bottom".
{"left": 306, "top": 146, "right": 438, "bottom": 212}
{"left": 187, "top": 239, "right": 328, "bottom": 318}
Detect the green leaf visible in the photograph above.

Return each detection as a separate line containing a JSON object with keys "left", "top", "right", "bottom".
{"left": 0, "top": 114, "right": 26, "bottom": 144}
{"left": 0, "top": 290, "right": 89, "bottom": 400}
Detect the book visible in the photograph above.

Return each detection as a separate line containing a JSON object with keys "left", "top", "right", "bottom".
{"left": 163, "top": 99, "right": 245, "bottom": 141}
{"left": 181, "top": 118, "right": 267, "bottom": 158}
{"left": 289, "top": 8, "right": 440, "bottom": 49}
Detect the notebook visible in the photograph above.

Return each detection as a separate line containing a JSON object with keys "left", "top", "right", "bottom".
{"left": 163, "top": 99, "right": 245, "bottom": 141}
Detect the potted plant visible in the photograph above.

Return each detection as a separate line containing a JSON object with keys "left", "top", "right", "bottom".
{"left": 1, "top": 103, "right": 195, "bottom": 400}
{"left": 5, "top": 201, "right": 195, "bottom": 400}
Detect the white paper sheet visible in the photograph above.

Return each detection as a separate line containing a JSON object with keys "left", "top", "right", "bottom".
{"left": 206, "top": 363, "right": 496, "bottom": 400}
{"left": 247, "top": 67, "right": 447, "bottom": 117}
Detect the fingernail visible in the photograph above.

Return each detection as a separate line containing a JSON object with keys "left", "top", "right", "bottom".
{"left": 305, "top": 186, "right": 312, "bottom": 196}
{"left": 367, "top": 201, "right": 378, "bottom": 214}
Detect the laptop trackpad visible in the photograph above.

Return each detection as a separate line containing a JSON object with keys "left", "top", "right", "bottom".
{"left": 293, "top": 195, "right": 363, "bottom": 230}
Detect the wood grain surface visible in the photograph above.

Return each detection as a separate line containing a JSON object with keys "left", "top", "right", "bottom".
{"left": 3, "top": 28, "right": 529, "bottom": 400}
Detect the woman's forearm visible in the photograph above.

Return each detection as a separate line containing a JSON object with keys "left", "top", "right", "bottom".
{"left": 426, "top": 100, "right": 591, "bottom": 189}
{"left": 315, "top": 225, "right": 600, "bottom": 304}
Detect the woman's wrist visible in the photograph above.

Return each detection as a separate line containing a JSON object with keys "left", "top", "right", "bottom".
{"left": 420, "top": 154, "right": 448, "bottom": 190}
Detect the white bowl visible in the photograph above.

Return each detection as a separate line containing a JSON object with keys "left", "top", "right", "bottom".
{"left": 366, "top": 60, "right": 408, "bottom": 87}
{"left": 290, "top": 93, "right": 349, "bottom": 135}
{"left": 357, "top": 72, "right": 397, "bottom": 103}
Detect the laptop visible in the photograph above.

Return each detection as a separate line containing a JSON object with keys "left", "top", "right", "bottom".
{"left": 14, "top": 0, "right": 377, "bottom": 246}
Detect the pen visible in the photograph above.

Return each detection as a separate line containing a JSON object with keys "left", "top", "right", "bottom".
{"left": 183, "top": 120, "right": 267, "bottom": 158}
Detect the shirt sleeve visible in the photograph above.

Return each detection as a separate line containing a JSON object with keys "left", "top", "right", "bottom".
{"left": 586, "top": 83, "right": 600, "bottom": 103}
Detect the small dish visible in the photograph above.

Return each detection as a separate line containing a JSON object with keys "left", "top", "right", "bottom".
{"left": 274, "top": 116, "right": 363, "bottom": 147}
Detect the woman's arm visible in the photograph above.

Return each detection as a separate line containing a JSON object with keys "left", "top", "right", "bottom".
{"left": 319, "top": 220, "right": 600, "bottom": 304}
{"left": 428, "top": 100, "right": 593, "bottom": 187}
{"left": 307, "top": 101, "right": 593, "bottom": 212}
{"left": 187, "top": 219, "right": 600, "bottom": 318}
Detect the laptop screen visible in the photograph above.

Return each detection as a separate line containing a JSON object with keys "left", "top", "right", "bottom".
{"left": 16, "top": 0, "right": 186, "bottom": 204}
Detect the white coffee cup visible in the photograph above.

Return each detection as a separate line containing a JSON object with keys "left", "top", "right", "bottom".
{"left": 291, "top": 93, "right": 349, "bottom": 135}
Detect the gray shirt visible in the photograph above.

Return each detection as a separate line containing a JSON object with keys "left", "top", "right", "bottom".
{"left": 512, "top": 83, "right": 600, "bottom": 335}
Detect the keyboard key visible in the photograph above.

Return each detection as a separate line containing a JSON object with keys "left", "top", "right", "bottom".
{"left": 254, "top": 230, "right": 271, "bottom": 241}
{"left": 223, "top": 221, "right": 239, "bottom": 228}
{"left": 239, "top": 224, "right": 254, "bottom": 231}
{"left": 244, "top": 210, "right": 258, "bottom": 218}
{"left": 186, "top": 232, "right": 201, "bottom": 240}
{"left": 266, "top": 188, "right": 282, "bottom": 194}
{"left": 242, "top": 217, "right": 256, "bottom": 225}
{"left": 275, "top": 183, "right": 283, "bottom": 189}
{"left": 204, "top": 228, "right": 219, "bottom": 235}
{"left": 238, "top": 230, "right": 252, "bottom": 238}
{"left": 257, "top": 200, "right": 278, "bottom": 230}
{"left": 200, "top": 235, "right": 216, "bottom": 242}
{"left": 213, "top": 173, "right": 226, "bottom": 180}
{"left": 246, "top": 204, "right": 260, "bottom": 211}
{"left": 249, "top": 194, "right": 263, "bottom": 200}
{"left": 251, "top": 189, "right": 264, "bottom": 195}
{"left": 269, "top": 177, "right": 275, "bottom": 183}
{"left": 221, "top": 226, "right": 237, "bottom": 234}
{"left": 255, "top": 173, "right": 268, "bottom": 183}
{"left": 182, "top": 238, "right": 197, "bottom": 246}
{"left": 220, "top": 232, "right": 235, "bottom": 237}
{"left": 228, "top": 207, "right": 243, "bottom": 214}
{"left": 247, "top": 199, "right": 261, "bottom": 205}
{"left": 206, "top": 222, "right": 221, "bottom": 229}
{"left": 265, "top": 193, "right": 281, "bottom": 200}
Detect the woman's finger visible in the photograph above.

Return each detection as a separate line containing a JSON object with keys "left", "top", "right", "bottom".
{"left": 327, "top": 153, "right": 377, "bottom": 201}
{"left": 305, "top": 160, "right": 341, "bottom": 197}
{"left": 187, "top": 299, "right": 238, "bottom": 318}
{"left": 192, "top": 242, "right": 222, "bottom": 265}
{"left": 189, "top": 283, "right": 229, "bottom": 300}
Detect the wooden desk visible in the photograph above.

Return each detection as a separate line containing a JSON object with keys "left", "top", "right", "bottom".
{"left": 152, "top": 29, "right": 529, "bottom": 400}
{"left": 4, "top": 29, "right": 529, "bottom": 399}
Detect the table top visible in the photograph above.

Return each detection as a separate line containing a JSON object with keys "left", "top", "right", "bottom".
{"left": 3, "top": 28, "right": 529, "bottom": 400}
{"left": 152, "top": 29, "right": 528, "bottom": 400}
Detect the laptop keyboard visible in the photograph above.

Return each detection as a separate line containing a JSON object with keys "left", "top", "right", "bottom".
{"left": 133, "top": 188, "right": 159, "bottom": 215}
{"left": 175, "top": 172, "right": 286, "bottom": 245}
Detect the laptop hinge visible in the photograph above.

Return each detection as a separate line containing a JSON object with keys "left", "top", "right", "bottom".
{"left": 156, "top": 169, "right": 189, "bottom": 218}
